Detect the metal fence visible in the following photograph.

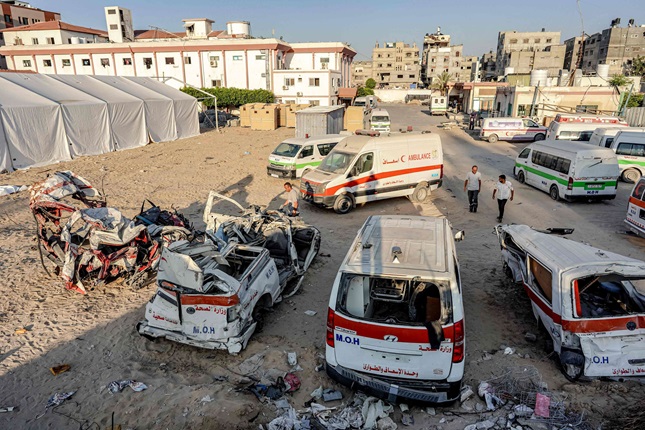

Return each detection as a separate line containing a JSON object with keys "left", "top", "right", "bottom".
{"left": 625, "top": 107, "right": 645, "bottom": 126}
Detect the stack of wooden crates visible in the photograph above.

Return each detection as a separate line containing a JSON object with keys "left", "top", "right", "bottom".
{"left": 239, "top": 103, "right": 312, "bottom": 130}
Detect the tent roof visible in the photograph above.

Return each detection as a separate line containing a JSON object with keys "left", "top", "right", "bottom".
{"left": 49, "top": 74, "right": 145, "bottom": 104}
{"left": 124, "top": 77, "right": 197, "bottom": 101}
{"left": 0, "top": 73, "right": 105, "bottom": 107}
{"left": 0, "top": 76, "right": 61, "bottom": 108}
{"left": 90, "top": 76, "right": 173, "bottom": 102}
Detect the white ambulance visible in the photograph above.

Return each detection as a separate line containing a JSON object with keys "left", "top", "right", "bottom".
{"left": 514, "top": 140, "right": 619, "bottom": 201}
{"left": 267, "top": 135, "right": 347, "bottom": 179}
{"left": 325, "top": 215, "right": 465, "bottom": 403}
{"left": 480, "top": 117, "right": 548, "bottom": 143}
{"left": 546, "top": 114, "right": 628, "bottom": 141}
{"left": 602, "top": 130, "right": 645, "bottom": 183}
{"left": 300, "top": 132, "right": 443, "bottom": 214}
{"left": 369, "top": 108, "right": 391, "bottom": 133}
{"left": 626, "top": 178, "right": 645, "bottom": 237}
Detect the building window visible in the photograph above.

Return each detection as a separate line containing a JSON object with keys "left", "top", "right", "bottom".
{"left": 46, "top": 37, "right": 55, "bottom": 44}
{"left": 110, "top": 24, "right": 118, "bottom": 30}
{"left": 143, "top": 58, "right": 153, "bottom": 69}
{"left": 62, "top": 59, "right": 71, "bottom": 67}
{"left": 82, "top": 59, "right": 91, "bottom": 66}
{"left": 409, "top": 74, "right": 415, "bottom": 78}
{"left": 108, "top": 9, "right": 117, "bottom": 14}
{"left": 43, "top": 59, "right": 52, "bottom": 67}
{"left": 232, "top": 55, "right": 243, "bottom": 61}
{"left": 165, "top": 57, "right": 175, "bottom": 65}
{"left": 3, "top": 14, "right": 10, "bottom": 23}
{"left": 510, "top": 39, "right": 517, "bottom": 44}
{"left": 397, "top": 74, "right": 403, "bottom": 78}
{"left": 31, "top": 38, "right": 39, "bottom": 45}
{"left": 575, "top": 104, "right": 599, "bottom": 113}
{"left": 309, "top": 78, "right": 320, "bottom": 86}
{"left": 67, "top": 39, "right": 71, "bottom": 44}
{"left": 255, "top": 54, "right": 266, "bottom": 60}
{"left": 284, "top": 78, "right": 295, "bottom": 86}
{"left": 20, "top": 17, "right": 28, "bottom": 25}
{"left": 309, "top": 100, "right": 320, "bottom": 106}
{"left": 546, "top": 38, "right": 552, "bottom": 43}
{"left": 211, "top": 80, "right": 222, "bottom": 87}
{"left": 123, "top": 58, "right": 132, "bottom": 65}
{"left": 184, "top": 56, "right": 191, "bottom": 65}
{"left": 22, "top": 60, "right": 31, "bottom": 67}
{"left": 101, "top": 58, "right": 110, "bottom": 67}
{"left": 209, "top": 56, "right": 219, "bottom": 67}
{"left": 535, "top": 38, "right": 541, "bottom": 43}
{"left": 387, "top": 63, "right": 392, "bottom": 67}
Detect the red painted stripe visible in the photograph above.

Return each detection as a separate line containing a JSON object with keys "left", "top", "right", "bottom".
{"left": 629, "top": 196, "right": 645, "bottom": 210}
{"left": 334, "top": 313, "right": 455, "bottom": 343}
{"left": 181, "top": 294, "right": 239, "bottom": 306}
{"left": 302, "top": 164, "right": 442, "bottom": 197}
{"left": 521, "top": 282, "right": 561, "bottom": 324}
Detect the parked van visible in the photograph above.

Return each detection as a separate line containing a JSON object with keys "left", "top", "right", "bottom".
{"left": 545, "top": 114, "right": 628, "bottom": 141}
{"left": 370, "top": 108, "right": 391, "bottom": 133}
{"left": 626, "top": 178, "right": 645, "bottom": 237}
{"left": 600, "top": 130, "right": 645, "bottom": 183}
{"left": 480, "top": 117, "right": 548, "bottom": 143}
{"left": 300, "top": 132, "right": 443, "bottom": 214}
{"left": 325, "top": 215, "right": 465, "bottom": 403}
{"left": 267, "top": 135, "right": 347, "bottom": 178}
{"left": 514, "top": 140, "right": 619, "bottom": 201}
{"left": 496, "top": 224, "right": 645, "bottom": 381}
{"left": 429, "top": 96, "right": 448, "bottom": 115}
{"left": 354, "top": 95, "right": 377, "bottom": 110}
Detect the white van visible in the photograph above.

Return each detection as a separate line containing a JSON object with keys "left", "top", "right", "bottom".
{"left": 325, "top": 215, "right": 465, "bottom": 403}
{"left": 626, "top": 178, "right": 645, "bottom": 237}
{"left": 514, "top": 140, "right": 619, "bottom": 201}
{"left": 370, "top": 108, "right": 391, "bottom": 133}
{"left": 300, "top": 132, "right": 443, "bottom": 214}
{"left": 546, "top": 114, "right": 628, "bottom": 141}
{"left": 601, "top": 130, "right": 645, "bottom": 183}
{"left": 354, "top": 95, "right": 377, "bottom": 110}
{"left": 267, "top": 135, "right": 347, "bottom": 178}
{"left": 430, "top": 96, "right": 448, "bottom": 116}
{"left": 480, "top": 117, "right": 548, "bottom": 143}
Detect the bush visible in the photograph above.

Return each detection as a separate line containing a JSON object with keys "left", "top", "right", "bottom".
{"left": 181, "top": 87, "right": 275, "bottom": 108}
{"left": 357, "top": 86, "right": 374, "bottom": 97}
{"left": 365, "top": 78, "right": 376, "bottom": 89}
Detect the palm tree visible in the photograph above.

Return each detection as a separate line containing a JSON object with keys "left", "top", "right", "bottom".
{"left": 430, "top": 72, "right": 452, "bottom": 96}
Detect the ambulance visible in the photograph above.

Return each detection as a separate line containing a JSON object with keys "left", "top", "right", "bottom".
{"left": 602, "top": 130, "right": 645, "bottom": 183}
{"left": 325, "top": 215, "right": 465, "bottom": 403}
{"left": 300, "top": 132, "right": 443, "bottom": 214}
{"left": 267, "top": 135, "right": 347, "bottom": 179}
{"left": 480, "top": 117, "right": 548, "bottom": 143}
{"left": 626, "top": 178, "right": 645, "bottom": 237}
{"left": 369, "top": 108, "right": 391, "bottom": 133}
{"left": 546, "top": 114, "right": 628, "bottom": 141}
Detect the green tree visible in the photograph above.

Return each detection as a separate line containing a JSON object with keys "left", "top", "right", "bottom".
{"left": 608, "top": 74, "right": 632, "bottom": 93}
{"left": 356, "top": 86, "right": 374, "bottom": 97}
{"left": 620, "top": 93, "right": 644, "bottom": 111}
{"left": 630, "top": 56, "right": 645, "bottom": 77}
{"left": 180, "top": 87, "right": 274, "bottom": 108}
{"left": 430, "top": 72, "right": 452, "bottom": 96}
{"left": 365, "top": 78, "right": 376, "bottom": 89}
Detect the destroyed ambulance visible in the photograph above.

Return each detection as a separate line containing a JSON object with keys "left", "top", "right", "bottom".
{"left": 325, "top": 215, "right": 466, "bottom": 404}
{"left": 137, "top": 192, "right": 321, "bottom": 354}
{"left": 496, "top": 224, "right": 645, "bottom": 381}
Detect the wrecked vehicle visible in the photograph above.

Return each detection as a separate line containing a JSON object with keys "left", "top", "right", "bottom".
{"left": 137, "top": 192, "right": 321, "bottom": 354}
{"left": 30, "top": 171, "right": 192, "bottom": 294}
{"left": 325, "top": 215, "right": 466, "bottom": 404}
{"left": 496, "top": 224, "right": 645, "bottom": 381}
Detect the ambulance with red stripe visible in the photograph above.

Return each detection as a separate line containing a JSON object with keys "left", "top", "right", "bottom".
{"left": 626, "top": 178, "right": 645, "bottom": 237}
{"left": 325, "top": 215, "right": 466, "bottom": 404}
{"left": 546, "top": 114, "right": 628, "bottom": 141}
{"left": 299, "top": 132, "right": 443, "bottom": 214}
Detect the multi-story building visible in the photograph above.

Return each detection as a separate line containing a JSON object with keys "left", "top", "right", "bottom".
{"left": 563, "top": 34, "right": 586, "bottom": 71}
{"left": 105, "top": 6, "right": 133, "bottom": 43}
{"left": 0, "top": 0, "right": 60, "bottom": 68}
{"left": 0, "top": 20, "right": 108, "bottom": 46}
{"left": 351, "top": 60, "right": 373, "bottom": 87}
{"left": 580, "top": 18, "right": 645, "bottom": 76}
{"left": 420, "top": 28, "right": 466, "bottom": 85}
{"left": 495, "top": 29, "right": 563, "bottom": 77}
{"left": 372, "top": 41, "right": 419, "bottom": 89}
{"left": 479, "top": 51, "right": 497, "bottom": 81}
{"left": 462, "top": 55, "right": 480, "bottom": 82}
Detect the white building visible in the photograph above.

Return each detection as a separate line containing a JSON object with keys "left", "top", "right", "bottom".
{"left": 105, "top": 6, "right": 133, "bottom": 43}
{"left": 0, "top": 20, "right": 108, "bottom": 46}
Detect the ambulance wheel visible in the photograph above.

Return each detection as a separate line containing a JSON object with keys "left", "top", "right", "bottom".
{"left": 488, "top": 134, "right": 499, "bottom": 143}
{"left": 559, "top": 350, "right": 585, "bottom": 382}
{"left": 534, "top": 133, "right": 545, "bottom": 142}
{"left": 411, "top": 182, "right": 429, "bottom": 203}
{"left": 621, "top": 168, "right": 641, "bottom": 184}
{"left": 517, "top": 171, "right": 525, "bottom": 184}
{"left": 333, "top": 194, "right": 354, "bottom": 214}
{"left": 549, "top": 185, "right": 559, "bottom": 201}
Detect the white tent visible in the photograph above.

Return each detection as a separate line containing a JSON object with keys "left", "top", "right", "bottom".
{"left": 0, "top": 78, "right": 70, "bottom": 169}
{"left": 50, "top": 75, "right": 148, "bottom": 151}
{"left": 0, "top": 119, "right": 11, "bottom": 173}
{"left": 125, "top": 77, "right": 199, "bottom": 139}
{"left": 1, "top": 73, "right": 113, "bottom": 157}
{"left": 91, "top": 76, "right": 178, "bottom": 143}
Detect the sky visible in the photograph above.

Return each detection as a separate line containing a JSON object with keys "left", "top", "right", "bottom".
{"left": 45, "top": 0, "right": 645, "bottom": 59}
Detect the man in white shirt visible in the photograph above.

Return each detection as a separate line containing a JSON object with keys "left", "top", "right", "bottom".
{"left": 463, "top": 165, "right": 481, "bottom": 213}
{"left": 492, "top": 174, "right": 514, "bottom": 222}
{"left": 281, "top": 182, "right": 299, "bottom": 216}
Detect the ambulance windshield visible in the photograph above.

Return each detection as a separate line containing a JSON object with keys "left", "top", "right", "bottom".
{"left": 319, "top": 151, "right": 356, "bottom": 174}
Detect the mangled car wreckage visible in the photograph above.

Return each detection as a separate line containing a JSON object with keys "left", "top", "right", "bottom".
{"left": 496, "top": 224, "right": 645, "bottom": 381}
{"left": 137, "top": 192, "right": 321, "bottom": 354}
{"left": 30, "top": 171, "right": 192, "bottom": 294}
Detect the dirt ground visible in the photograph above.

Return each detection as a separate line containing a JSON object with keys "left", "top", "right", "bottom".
{"left": 1, "top": 106, "right": 644, "bottom": 430}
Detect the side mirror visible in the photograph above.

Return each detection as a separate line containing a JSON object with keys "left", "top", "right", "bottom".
{"left": 454, "top": 231, "right": 465, "bottom": 242}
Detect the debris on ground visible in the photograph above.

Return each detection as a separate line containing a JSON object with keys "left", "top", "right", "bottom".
{"left": 399, "top": 403, "right": 414, "bottom": 426}
{"left": 36, "top": 391, "right": 76, "bottom": 419}
{"left": 200, "top": 395, "right": 213, "bottom": 403}
{"left": 504, "top": 347, "right": 515, "bottom": 355}
{"left": 322, "top": 389, "right": 343, "bottom": 402}
{"left": 287, "top": 352, "right": 297, "bottom": 366}
{"left": 524, "top": 332, "right": 537, "bottom": 343}
{"left": 0, "top": 184, "right": 27, "bottom": 196}
{"left": 108, "top": 379, "right": 148, "bottom": 393}
{"left": 460, "top": 385, "right": 474, "bottom": 402}
{"left": 304, "top": 310, "right": 317, "bottom": 316}
{"left": 49, "top": 364, "right": 71, "bottom": 376}
{"left": 0, "top": 407, "right": 17, "bottom": 413}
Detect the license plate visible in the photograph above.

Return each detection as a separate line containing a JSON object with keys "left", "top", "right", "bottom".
{"left": 587, "top": 184, "right": 603, "bottom": 189}
{"left": 270, "top": 174, "right": 279, "bottom": 178}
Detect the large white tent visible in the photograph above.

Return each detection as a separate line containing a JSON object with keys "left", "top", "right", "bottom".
{"left": 1, "top": 73, "right": 113, "bottom": 157}
{"left": 50, "top": 75, "right": 148, "bottom": 151}
{"left": 125, "top": 77, "right": 199, "bottom": 139}
{"left": 92, "top": 76, "right": 178, "bottom": 143}
{"left": 0, "top": 78, "right": 70, "bottom": 170}
{"left": 0, "top": 120, "right": 12, "bottom": 173}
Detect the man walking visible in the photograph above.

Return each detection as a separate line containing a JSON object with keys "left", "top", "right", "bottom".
{"left": 464, "top": 165, "right": 481, "bottom": 213}
{"left": 492, "top": 175, "right": 514, "bottom": 222}
{"left": 280, "top": 182, "right": 299, "bottom": 216}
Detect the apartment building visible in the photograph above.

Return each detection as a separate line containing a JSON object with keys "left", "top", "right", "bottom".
{"left": 462, "top": 55, "right": 480, "bottom": 82}
{"left": 420, "top": 28, "right": 466, "bottom": 85}
{"left": 495, "top": 29, "right": 563, "bottom": 77}
{"left": 563, "top": 34, "right": 586, "bottom": 71}
{"left": 580, "top": 18, "right": 645, "bottom": 76}
{"left": 479, "top": 51, "right": 497, "bottom": 81}
{"left": 0, "top": 0, "right": 60, "bottom": 68}
{"left": 105, "top": 6, "right": 133, "bottom": 43}
{"left": 351, "top": 60, "right": 373, "bottom": 87}
{"left": 372, "top": 41, "right": 420, "bottom": 89}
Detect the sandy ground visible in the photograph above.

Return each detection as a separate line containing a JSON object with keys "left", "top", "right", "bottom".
{"left": 1, "top": 105, "right": 644, "bottom": 430}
